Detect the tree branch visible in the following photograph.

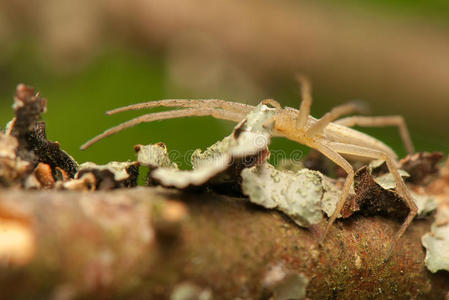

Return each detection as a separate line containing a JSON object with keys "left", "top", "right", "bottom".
{"left": 0, "top": 187, "right": 448, "bottom": 299}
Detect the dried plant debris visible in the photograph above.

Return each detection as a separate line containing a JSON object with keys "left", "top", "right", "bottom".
{"left": 27, "top": 122, "right": 78, "bottom": 178}
{"left": 72, "top": 161, "right": 139, "bottom": 190}
{"left": 57, "top": 173, "right": 97, "bottom": 191}
{"left": 149, "top": 103, "right": 274, "bottom": 191}
{"left": 6, "top": 83, "right": 47, "bottom": 160}
{"left": 346, "top": 163, "right": 437, "bottom": 220}
{"left": 422, "top": 201, "right": 449, "bottom": 273}
{"left": 1, "top": 84, "right": 78, "bottom": 188}
{"left": 374, "top": 170, "right": 436, "bottom": 216}
{"left": 241, "top": 163, "right": 341, "bottom": 227}
{"left": 33, "top": 162, "right": 56, "bottom": 189}
{"left": 348, "top": 166, "right": 409, "bottom": 219}
{"left": 399, "top": 152, "right": 444, "bottom": 184}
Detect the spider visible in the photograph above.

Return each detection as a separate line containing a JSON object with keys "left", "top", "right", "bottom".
{"left": 81, "top": 76, "right": 417, "bottom": 258}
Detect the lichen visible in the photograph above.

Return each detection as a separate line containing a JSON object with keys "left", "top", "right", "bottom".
{"left": 79, "top": 162, "right": 136, "bottom": 182}
{"left": 241, "top": 163, "right": 334, "bottom": 227}
{"left": 191, "top": 103, "right": 275, "bottom": 167}
{"left": 152, "top": 155, "right": 229, "bottom": 189}
{"left": 320, "top": 175, "right": 343, "bottom": 218}
{"left": 150, "top": 103, "right": 275, "bottom": 189}
{"left": 422, "top": 202, "right": 449, "bottom": 273}
{"left": 135, "top": 143, "right": 177, "bottom": 169}
{"left": 74, "top": 161, "right": 139, "bottom": 189}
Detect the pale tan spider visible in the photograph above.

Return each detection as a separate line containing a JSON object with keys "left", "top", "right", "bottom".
{"left": 81, "top": 76, "right": 417, "bottom": 258}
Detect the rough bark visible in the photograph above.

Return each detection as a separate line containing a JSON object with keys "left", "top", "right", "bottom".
{"left": 0, "top": 187, "right": 448, "bottom": 299}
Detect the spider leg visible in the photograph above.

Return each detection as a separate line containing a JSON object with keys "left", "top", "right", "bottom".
{"left": 306, "top": 101, "right": 368, "bottom": 136}
{"left": 334, "top": 116, "right": 414, "bottom": 154}
{"left": 261, "top": 99, "right": 282, "bottom": 110}
{"left": 106, "top": 99, "right": 255, "bottom": 115}
{"left": 296, "top": 75, "right": 313, "bottom": 129}
{"left": 81, "top": 108, "right": 246, "bottom": 150}
{"left": 313, "top": 142, "right": 355, "bottom": 246}
{"left": 327, "top": 142, "right": 418, "bottom": 259}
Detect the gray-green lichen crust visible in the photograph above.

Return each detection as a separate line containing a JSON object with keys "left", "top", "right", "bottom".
{"left": 422, "top": 203, "right": 449, "bottom": 273}
{"left": 135, "top": 143, "right": 178, "bottom": 169}
{"left": 241, "top": 163, "right": 340, "bottom": 227}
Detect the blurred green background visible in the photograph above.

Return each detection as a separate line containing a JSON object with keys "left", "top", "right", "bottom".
{"left": 1, "top": 0, "right": 448, "bottom": 169}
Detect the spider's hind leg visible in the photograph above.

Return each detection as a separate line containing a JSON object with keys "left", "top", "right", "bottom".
{"left": 327, "top": 142, "right": 418, "bottom": 259}
{"left": 334, "top": 115, "right": 414, "bottom": 154}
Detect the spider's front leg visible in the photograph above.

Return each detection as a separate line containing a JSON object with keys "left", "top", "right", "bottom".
{"left": 294, "top": 74, "right": 367, "bottom": 133}
{"left": 81, "top": 108, "right": 246, "bottom": 150}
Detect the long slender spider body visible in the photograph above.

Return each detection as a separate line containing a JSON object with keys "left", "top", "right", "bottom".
{"left": 272, "top": 110, "right": 398, "bottom": 160}
{"left": 81, "top": 78, "right": 417, "bottom": 259}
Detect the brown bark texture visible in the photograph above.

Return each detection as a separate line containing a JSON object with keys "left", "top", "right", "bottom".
{"left": 0, "top": 187, "right": 448, "bottom": 300}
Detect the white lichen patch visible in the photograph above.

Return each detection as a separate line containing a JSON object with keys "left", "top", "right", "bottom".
{"left": 422, "top": 202, "right": 449, "bottom": 273}
{"left": 191, "top": 103, "right": 275, "bottom": 166}
{"left": 151, "top": 104, "right": 275, "bottom": 189}
{"left": 241, "top": 163, "right": 339, "bottom": 227}
{"left": 374, "top": 170, "right": 410, "bottom": 190}
{"left": 152, "top": 155, "right": 229, "bottom": 189}
{"left": 412, "top": 192, "right": 438, "bottom": 217}
{"left": 190, "top": 136, "right": 233, "bottom": 169}
{"left": 320, "top": 176, "right": 344, "bottom": 218}
{"left": 79, "top": 161, "right": 136, "bottom": 181}
{"left": 135, "top": 143, "right": 178, "bottom": 169}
